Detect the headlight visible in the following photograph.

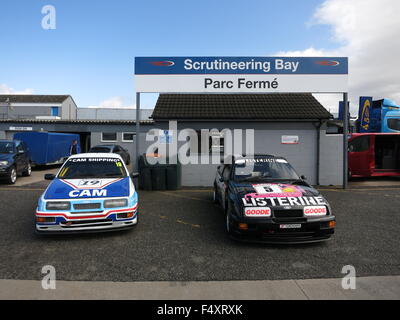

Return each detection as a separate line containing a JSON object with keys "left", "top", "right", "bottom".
{"left": 0, "top": 161, "right": 8, "bottom": 166}
{"left": 46, "top": 201, "right": 71, "bottom": 210}
{"left": 104, "top": 198, "right": 128, "bottom": 208}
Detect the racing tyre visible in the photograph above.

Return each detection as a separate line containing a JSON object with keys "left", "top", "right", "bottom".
{"left": 348, "top": 169, "right": 352, "bottom": 181}
{"left": 225, "top": 201, "right": 234, "bottom": 236}
{"left": 212, "top": 186, "right": 218, "bottom": 204}
{"left": 7, "top": 166, "right": 17, "bottom": 184}
{"left": 22, "top": 162, "right": 32, "bottom": 177}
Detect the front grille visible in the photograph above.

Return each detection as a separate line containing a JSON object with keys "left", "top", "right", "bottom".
{"left": 60, "top": 219, "right": 113, "bottom": 228}
{"left": 273, "top": 209, "right": 303, "bottom": 218}
{"left": 73, "top": 203, "right": 101, "bottom": 210}
{"left": 70, "top": 210, "right": 103, "bottom": 214}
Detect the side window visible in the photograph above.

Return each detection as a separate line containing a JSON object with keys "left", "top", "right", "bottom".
{"left": 387, "top": 119, "right": 400, "bottom": 131}
{"left": 349, "top": 136, "right": 370, "bottom": 152}
{"left": 16, "top": 142, "right": 23, "bottom": 153}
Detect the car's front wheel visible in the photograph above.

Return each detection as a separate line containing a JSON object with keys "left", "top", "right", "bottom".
{"left": 22, "top": 162, "right": 32, "bottom": 177}
{"left": 7, "top": 166, "right": 17, "bottom": 184}
{"left": 213, "top": 185, "right": 218, "bottom": 204}
{"left": 226, "top": 201, "right": 234, "bottom": 236}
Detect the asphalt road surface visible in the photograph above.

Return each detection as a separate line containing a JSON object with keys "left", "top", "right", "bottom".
{"left": 0, "top": 182, "right": 399, "bottom": 282}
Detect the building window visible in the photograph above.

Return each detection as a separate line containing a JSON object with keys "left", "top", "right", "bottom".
{"left": 209, "top": 133, "right": 225, "bottom": 154}
{"left": 51, "top": 107, "right": 59, "bottom": 117}
{"left": 195, "top": 131, "right": 225, "bottom": 154}
{"left": 122, "top": 132, "right": 135, "bottom": 142}
{"left": 101, "top": 132, "right": 117, "bottom": 142}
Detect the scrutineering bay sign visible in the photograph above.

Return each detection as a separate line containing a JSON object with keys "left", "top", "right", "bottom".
{"left": 134, "top": 56, "right": 348, "bottom": 93}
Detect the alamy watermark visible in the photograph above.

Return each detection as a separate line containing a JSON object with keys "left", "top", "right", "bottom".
{"left": 145, "top": 121, "right": 255, "bottom": 165}
{"left": 341, "top": 265, "right": 356, "bottom": 290}
{"left": 41, "top": 265, "right": 56, "bottom": 290}
{"left": 41, "top": 5, "right": 56, "bottom": 30}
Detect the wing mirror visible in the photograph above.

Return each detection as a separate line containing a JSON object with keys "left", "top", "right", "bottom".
{"left": 44, "top": 174, "right": 55, "bottom": 180}
{"left": 130, "top": 172, "right": 139, "bottom": 179}
{"left": 300, "top": 175, "right": 307, "bottom": 180}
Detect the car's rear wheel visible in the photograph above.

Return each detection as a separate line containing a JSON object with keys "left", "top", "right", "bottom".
{"left": 7, "top": 166, "right": 17, "bottom": 184}
{"left": 22, "top": 162, "right": 32, "bottom": 177}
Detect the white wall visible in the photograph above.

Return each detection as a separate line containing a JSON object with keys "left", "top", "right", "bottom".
{"left": 61, "top": 96, "right": 77, "bottom": 120}
{"left": 88, "top": 121, "right": 344, "bottom": 187}
{"left": 78, "top": 108, "right": 153, "bottom": 120}
{"left": 319, "top": 131, "right": 344, "bottom": 186}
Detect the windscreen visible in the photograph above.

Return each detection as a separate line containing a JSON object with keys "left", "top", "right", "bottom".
{"left": 234, "top": 158, "right": 299, "bottom": 181}
{"left": 0, "top": 142, "right": 14, "bottom": 154}
{"left": 58, "top": 157, "right": 127, "bottom": 179}
{"left": 89, "top": 147, "right": 111, "bottom": 153}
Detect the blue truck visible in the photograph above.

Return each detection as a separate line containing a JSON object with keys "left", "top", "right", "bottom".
{"left": 358, "top": 96, "right": 400, "bottom": 133}
{"left": 347, "top": 97, "right": 400, "bottom": 179}
{"left": 13, "top": 132, "right": 80, "bottom": 166}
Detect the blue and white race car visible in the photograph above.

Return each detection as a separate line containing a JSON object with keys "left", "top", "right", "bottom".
{"left": 36, "top": 153, "right": 139, "bottom": 234}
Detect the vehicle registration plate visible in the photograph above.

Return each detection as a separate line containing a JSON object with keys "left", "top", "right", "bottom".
{"left": 280, "top": 224, "right": 302, "bottom": 229}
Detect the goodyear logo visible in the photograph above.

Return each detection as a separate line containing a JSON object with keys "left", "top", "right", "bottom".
{"left": 360, "top": 97, "right": 371, "bottom": 132}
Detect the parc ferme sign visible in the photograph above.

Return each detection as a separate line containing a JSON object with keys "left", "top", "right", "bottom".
{"left": 134, "top": 57, "right": 348, "bottom": 93}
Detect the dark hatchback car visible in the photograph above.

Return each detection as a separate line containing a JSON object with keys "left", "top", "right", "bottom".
{"left": 0, "top": 140, "right": 32, "bottom": 184}
{"left": 213, "top": 154, "right": 335, "bottom": 244}
{"left": 88, "top": 144, "right": 131, "bottom": 165}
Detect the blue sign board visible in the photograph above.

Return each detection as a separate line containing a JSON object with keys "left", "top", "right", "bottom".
{"left": 135, "top": 56, "right": 348, "bottom": 75}
{"left": 135, "top": 56, "right": 348, "bottom": 93}
{"left": 159, "top": 130, "right": 173, "bottom": 144}
{"left": 338, "top": 101, "right": 350, "bottom": 120}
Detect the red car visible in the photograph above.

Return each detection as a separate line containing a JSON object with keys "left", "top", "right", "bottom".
{"left": 348, "top": 133, "right": 400, "bottom": 178}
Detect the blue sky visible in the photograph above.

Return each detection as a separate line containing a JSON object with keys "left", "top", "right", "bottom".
{"left": 1, "top": 0, "right": 342, "bottom": 109}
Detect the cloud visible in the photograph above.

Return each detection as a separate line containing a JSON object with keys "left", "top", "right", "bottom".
{"left": 0, "top": 83, "right": 34, "bottom": 94}
{"left": 87, "top": 96, "right": 135, "bottom": 109}
{"left": 276, "top": 0, "right": 400, "bottom": 116}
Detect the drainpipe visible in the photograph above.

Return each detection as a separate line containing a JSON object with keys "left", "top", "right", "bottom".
{"left": 313, "top": 120, "right": 324, "bottom": 186}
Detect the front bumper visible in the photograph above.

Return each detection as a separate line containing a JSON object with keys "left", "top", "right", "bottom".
{"left": 0, "top": 165, "right": 12, "bottom": 178}
{"left": 229, "top": 215, "right": 335, "bottom": 244}
{"left": 35, "top": 206, "right": 138, "bottom": 234}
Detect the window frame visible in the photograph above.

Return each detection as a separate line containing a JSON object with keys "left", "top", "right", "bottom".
{"left": 101, "top": 132, "right": 118, "bottom": 143}
{"left": 122, "top": 132, "right": 135, "bottom": 142}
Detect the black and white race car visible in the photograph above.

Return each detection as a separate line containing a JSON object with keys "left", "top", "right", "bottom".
{"left": 213, "top": 155, "right": 335, "bottom": 244}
